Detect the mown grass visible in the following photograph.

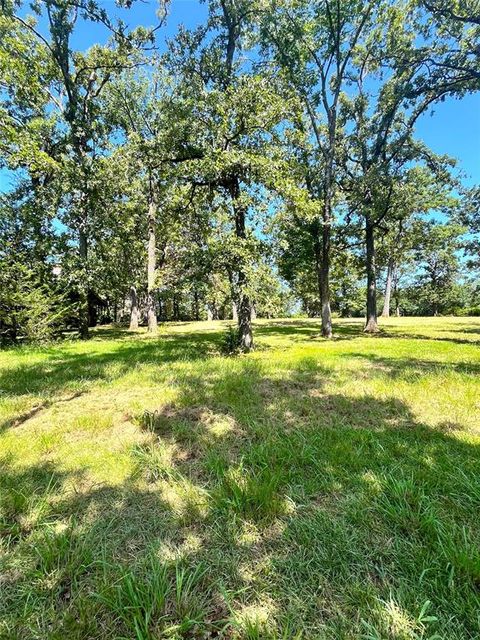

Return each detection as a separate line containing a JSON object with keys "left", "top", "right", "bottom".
{"left": 0, "top": 316, "right": 479, "bottom": 639}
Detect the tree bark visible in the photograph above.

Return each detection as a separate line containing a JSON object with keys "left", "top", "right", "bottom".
{"left": 78, "top": 226, "right": 89, "bottom": 339}
{"left": 320, "top": 213, "right": 332, "bottom": 337}
{"left": 230, "top": 177, "right": 253, "bottom": 351}
{"left": 365, "top": 217, "right": 379, "bottom": 332}
{"left": 193, "top": 290, "right": 199, "bottom": 321}
{"left": 250, "top": 303, "right": 256, "bottom": 321}
{"left": 312, "top": 216, "right": 332, "bottom": 337}
{"left": 129, "top": 286, "right": 139, "bottom": 330}
{"left": 238, "top": 293, "right": 253, "bottom": 350}
{"left": 232, "top": 301, "right": 238, "bottom": 321}
{"left": 146, "top": 194, "right": 158, "bottom": 333}
{"left": 207, "top": 306, "right": 213, "bottom": 322}
{"left": 393, "top": 271, "right": 400, "bottom": 316}
{"left": 381, "top": 257, "right": 394, "bottom": 318}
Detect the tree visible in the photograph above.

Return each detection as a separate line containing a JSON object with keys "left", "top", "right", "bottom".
{"left": 4, "top": 0, "right": 159, "bottom": 337}
{"left": 411, "top": 220, "right": 467, "bottom": 315}
{"left": 259, "top": 0, "right": 387, "bottom": 337}
{"left": 418, "top": 0, "right": 480, "bottom": 89}
{"left": 164, "top": 0, "right": 286, "bottom": 350}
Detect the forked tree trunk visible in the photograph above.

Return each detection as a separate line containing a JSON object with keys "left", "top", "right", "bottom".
{"left": 381, "top": 257, "right": 394, "bottom": 318}
{"left": 364, "top": 217, "right": 379, "bottom": 332}
{"left": 146, "top": 195, "right": 158, "bottom": 333}
{"left": 129, "top": 286, "right": 139, "bottom": 330}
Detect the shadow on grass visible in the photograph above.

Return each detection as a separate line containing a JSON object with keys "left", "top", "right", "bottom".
{"left": 254, "top": 319, "right": 364, "bottom": 341}
{"left": 1, "top": 356, "right": 479, "bottom": 638}
{"left": 0, "top": 329, "right": 222, "bottom": 413}
{"left": 344, "top": 351, "right": 480, "bottom": 377}
{"left": 254, "top": 318, "right": 480, "bottom": 345}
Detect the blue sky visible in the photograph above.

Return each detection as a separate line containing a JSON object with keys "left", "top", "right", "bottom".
{"left": 1, "top": 0, "right": 479, "bottom": 192}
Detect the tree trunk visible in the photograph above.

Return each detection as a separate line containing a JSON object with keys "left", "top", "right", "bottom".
{"left": 78, "top": 226, "right": 89, "bottom": 339}
{"left": 320, "top": 215, "right": 332, "bottom": 337}
{"left": 393, "top": 268, "right": 400, "bottom": 316}
{"left": 312, "top": 217, "right": 332, "bottom": 337}
{"left": 193, "top": 290, "right": 199, "bottom": 321}
{"left": 207, "top": 306, "right": 213, "bottom": 322}
{"left": 381, "top": 257, "right": 394, "bottom": 318}
{"left": 232, "top": 301, "right": 238, "bottom": 321}
{"left": 230, "top": 177, "right": 253, "bottom": 351}
{"left": 250, "top": 303, "right": 256, "bottom": 321}
{"left": 364, "top": 217, "right": 379, "bottom": 332}
{"left": 238, "top": 293, "right": 253, "bottom": 350}
{"left": 173, "top": 294, "right": 180, "bottom": 321}
{"left": 158, "top": 295, "right": 163, "bottom": 322}
{"left": 129, "top": 286, "right": 139, "bottom": 330}
{"left": 146, "top": 194, "right": 158, "bottom": 333}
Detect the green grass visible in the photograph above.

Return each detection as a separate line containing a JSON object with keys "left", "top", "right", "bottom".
{"left": 0, "top": 316, "right": 479, "bottom": 639}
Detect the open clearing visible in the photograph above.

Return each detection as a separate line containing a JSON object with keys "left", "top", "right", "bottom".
{"left": 0, "top": 317, "right": 479, "bottom": 639}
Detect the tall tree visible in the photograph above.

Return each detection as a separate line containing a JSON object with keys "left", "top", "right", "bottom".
{"left": 4, "top": 0, "right": 159, "bottom": 337}
{"left": 259, "top": 0, "right": 385, "bottom": 337}
{"left": 165, "top": 0, "right": 285, "bottom": 350}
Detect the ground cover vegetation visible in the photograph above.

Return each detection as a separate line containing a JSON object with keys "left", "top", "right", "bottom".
{"left": 0, "top": 317, "right": 479, "bottom": 638}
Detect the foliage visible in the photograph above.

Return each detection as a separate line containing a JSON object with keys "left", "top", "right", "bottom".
{"left": 0, "top": 265, "right": 72, "bottom": 344}
{"left": 221, "top": 325, "right": 243, "bottom": 354}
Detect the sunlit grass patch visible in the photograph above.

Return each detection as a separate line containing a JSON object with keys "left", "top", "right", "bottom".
{"left": 97, "top": 556, "right": 216, "bottom": 640}
{"left": 0, "top": 317, "right": 479, "bottom": 638}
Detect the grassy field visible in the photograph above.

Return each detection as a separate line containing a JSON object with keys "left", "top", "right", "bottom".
{"left": 0, "top": 317, "right": 479, "bottom": 640}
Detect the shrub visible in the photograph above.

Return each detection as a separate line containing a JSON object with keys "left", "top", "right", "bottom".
{"left": 221, "top": 325, "right": 242, "bottom": 355}
{"left": 0, "top": 265, "right": 72, "bottom": 345}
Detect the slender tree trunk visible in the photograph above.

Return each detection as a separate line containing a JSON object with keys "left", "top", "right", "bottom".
{"left": 381, "top": 257, "right": 394, "bottom": 318}
{"left": 78, "top": 226, "right": 89, "bottom": 339}
{"left": 393, "top": 269, "right": 400, "bottom": 316}
{"left": 193, "top": 290, "right": 199, "bottom": 321}
{"left": 320, "top": 213, "right": 332, "bottom": 337}
{"left": 129, "top": 286, "right": 139, "bottom": 330}
{"left": 146, "top": 194, "right": 158, "bottom": 333}
{"left": 230, "top": 177, "right": 253, "bottom": 351}
{"left": 312, "top": 216, "right": 332, "bottom": 337}
{"left": 173, "top": 294, "right": 180, "bottom": 321}
{"left": 207, "top": 305, "right": 213, "bottom": 322}
{"left": 365, "top": 217, "right": 379, "bottom": 332}
{"left": 232, "top": 301, "right": 238, "bottom": 321}
{"left": 250, "top": 303, "right": 256, "bottom": 321}
{"left": 158, "top": 295, "right": 163, "bottom": 322}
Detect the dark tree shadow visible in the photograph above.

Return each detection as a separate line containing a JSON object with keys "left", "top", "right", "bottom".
{"left": 2, "top": 354, "right": 479, "bottom": 638}
{"left": 0, "top": 329, "right": 223, "bottom": 420}
{"left": 1, "top": 323, "right": 480, "bottom": 637}
{"left": 343, "top": 351, "right": 480, "bottom": 377}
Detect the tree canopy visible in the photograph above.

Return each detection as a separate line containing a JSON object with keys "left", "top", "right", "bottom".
{"left": 1, "top": 0, "right": 479, "bottom": 346}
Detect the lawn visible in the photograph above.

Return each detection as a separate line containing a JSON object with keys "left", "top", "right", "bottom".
{"left": 0, "top": 317, "right": 479, "bottom": 640}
